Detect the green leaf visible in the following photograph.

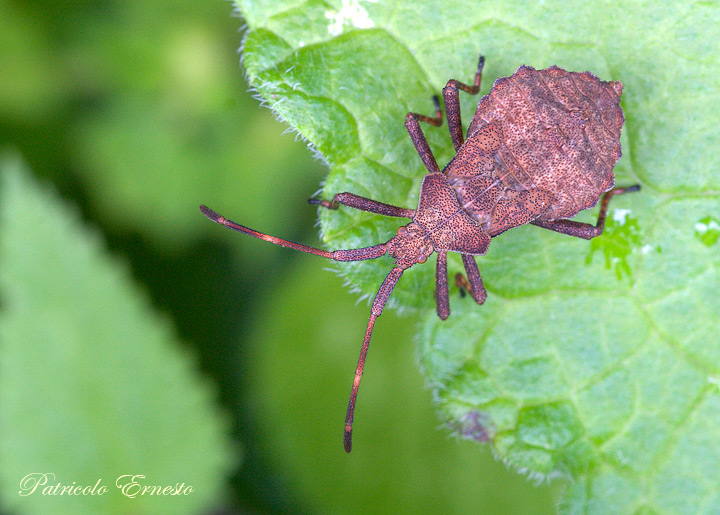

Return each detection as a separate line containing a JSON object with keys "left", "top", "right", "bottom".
{"left": 237, "top": 0, "right": 720, "bottom": 511}
{"left": 0, "top": 154, "right": 237, "bottom": 515}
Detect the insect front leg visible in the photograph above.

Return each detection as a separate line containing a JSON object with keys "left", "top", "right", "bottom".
{"left": 443, "top": 253, "right": 487, "bottom": 315}
{"left": 435, "top": 251, "right": 450, "bottom": 320}
{"left": 459, "top": 254, "right": 487, "bottom": 305}
{"left": 308, "top": 192, "right": 415, "bottom": 218}
{"left": 531, "top": 185, "right": 640, "bottom": 239}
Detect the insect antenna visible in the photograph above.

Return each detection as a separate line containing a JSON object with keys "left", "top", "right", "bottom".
{"left": 344, "top": 266, "right": 404, "bottom": 453}
{"left": 200, "top": 205, "right": 335, "bottom": 258}
{"left": 200, "top": 204, "right": 402, "bottom": 453}
{"left": 200, "top": 205, "right": 389, "bottom": 261}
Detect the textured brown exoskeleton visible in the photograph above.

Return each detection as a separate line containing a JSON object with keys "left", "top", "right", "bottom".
{"left": 200, "top": 55, "right": 640, "bottom": 453}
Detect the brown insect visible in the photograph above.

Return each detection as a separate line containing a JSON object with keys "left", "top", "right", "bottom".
{"left": 200, "top": 55, "right": 639, "bottom": 453}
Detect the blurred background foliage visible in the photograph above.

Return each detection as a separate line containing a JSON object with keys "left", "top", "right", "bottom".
{"left": 0, "top": 0, "right": 560, "bottom": 513}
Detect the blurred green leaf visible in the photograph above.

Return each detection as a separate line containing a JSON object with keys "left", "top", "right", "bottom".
{"left": 237, "top": 0, "right": 720, "bottom": 512}
{"left": 0, "top": 3, "right": 66, "bottom": 120}
{"left": 0, "top": 0, "right": 327, "bottom": 252}
{"left": 0, "top": 154, "right": 237, "bottom": 515}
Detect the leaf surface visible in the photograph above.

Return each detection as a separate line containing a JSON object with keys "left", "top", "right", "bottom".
{"left": 237, "top": 0, "right": 720, "bottom": 511}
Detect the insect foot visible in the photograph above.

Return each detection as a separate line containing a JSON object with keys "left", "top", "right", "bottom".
{"left": 201, "top": 54, "right": 640, "bottom": 453}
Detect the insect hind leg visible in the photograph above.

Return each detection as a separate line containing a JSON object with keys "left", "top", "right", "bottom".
{"left": 443, "top": 55, "right": 484, "bottom": 152}
{"left": 531, "top": 185, "right": 641, "bottom": 239}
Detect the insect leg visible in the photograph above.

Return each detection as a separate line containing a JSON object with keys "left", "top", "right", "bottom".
{"left": 443, "top": 55, "right": 484, "bottom": 151}
{"left": 308, "top": 192, "right": 415, "bottom": 218}
{"left": 344, "top": 266, "right": 404, "bottom": 453}
{"left": 408, "top": 95, "right": 442, "bottom": 126}
{"left": 435, "top": 251, "right": 450, "bottom": 320}
{"left": 454, "top": 274, "right": 469, "bottom": 297}
{"left": 530, "top": 185, "right": 641, "bottom": 239}
{"left": 405, "top": 97, "right": 441, "bottom": 173}
{"left": 460, "top": 254, "right": 487, "bottom": 305}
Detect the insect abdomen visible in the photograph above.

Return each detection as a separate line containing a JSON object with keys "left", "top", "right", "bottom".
{"left": 467, "top": 65, "right": 624, "bottom": 220}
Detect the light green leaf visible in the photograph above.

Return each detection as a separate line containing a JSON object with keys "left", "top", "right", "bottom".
{"left": 237, "top": 0, "right": 720, "bottom": 511}
{"left": 0, "top": 154, "right": 237, "bottom": 515}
